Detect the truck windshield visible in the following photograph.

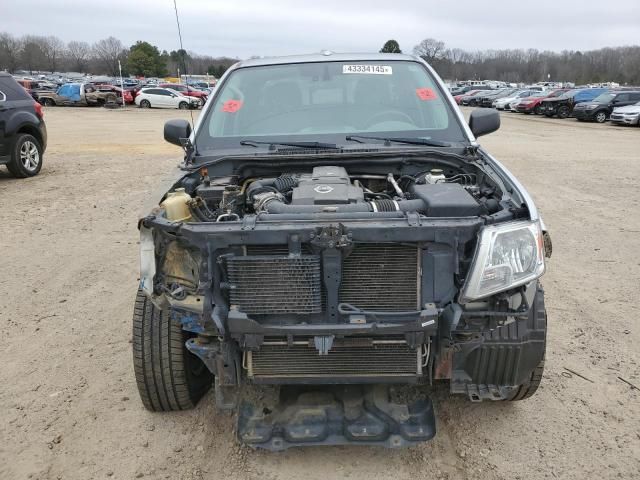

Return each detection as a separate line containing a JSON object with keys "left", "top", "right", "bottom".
{"left": 195, "top": 60, "right": 467, "bottom": 151}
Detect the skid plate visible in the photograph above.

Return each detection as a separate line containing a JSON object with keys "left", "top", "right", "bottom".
{"left": 237, "top": 384, "right": 436, "bottom": 451}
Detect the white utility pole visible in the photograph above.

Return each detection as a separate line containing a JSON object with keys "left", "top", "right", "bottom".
{"left": 118, "top": 60, "right": 125, "bottom": 108}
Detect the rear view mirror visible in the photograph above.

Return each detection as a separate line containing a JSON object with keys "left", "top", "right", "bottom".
{"left": 164, "top": 119, "right": 191, "bottom": 146}
{"left": 469, "top": 108, "right": 500, "bottom": 137}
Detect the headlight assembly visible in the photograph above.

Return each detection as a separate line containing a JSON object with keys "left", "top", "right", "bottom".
{"left": 460, "top": 221, "right": 545, "bottom": 302}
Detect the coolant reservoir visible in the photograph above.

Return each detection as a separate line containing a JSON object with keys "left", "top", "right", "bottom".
{"left": 161, "top": 188, "right": 192, "bottom": 222}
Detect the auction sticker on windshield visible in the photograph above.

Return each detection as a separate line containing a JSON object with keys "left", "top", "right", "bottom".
{"left": 342, "top": 65, "right": 392, "bottom": 75}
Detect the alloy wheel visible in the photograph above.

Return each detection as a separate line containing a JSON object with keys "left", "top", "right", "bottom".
{"left": 20, "top": 140, "right": 40, "bottom": 172}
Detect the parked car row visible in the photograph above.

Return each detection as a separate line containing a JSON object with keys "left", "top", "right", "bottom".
{"left": 455, "top": 85, "right": 640, "bottom": 126}
{"left": 15, "top": 80, "right": 207, "bottom": 110}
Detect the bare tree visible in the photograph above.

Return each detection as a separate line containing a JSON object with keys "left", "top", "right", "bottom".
{"left": 0, "top": 33, "right": 22, "bottom": 72}
{"left": 20, "top": 35, "right": 47, "bottom": 73}
{"left": 92, "top": 36, "right": 127, "bottom": 75}
{"left": 40, "top": 36, "right": 66, "bottom": 72}
{"left": 413, "top": 38, "right": 446, "bottom": 63}
{"left": 67, "top": 40, "right": 91, "bottom": 72}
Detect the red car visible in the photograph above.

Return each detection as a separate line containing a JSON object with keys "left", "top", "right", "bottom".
{"left": 96, "top": 84, "right": 135, "bottom": 104}
{"left": 515, "top": 89, "right": 570, "bottom": 115}
{"left": 158, "top": 83, "right": 208, "bottom": 105}
{"left": 453, "top": 89, "right": 481, "bottom": 105}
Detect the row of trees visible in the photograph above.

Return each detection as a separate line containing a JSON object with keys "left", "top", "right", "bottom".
{"left": 0, "top": 33, "right": 237, "bottom": 78}
{"left": 2, "top": 32, "right": 639, "bottom": 85}
{"left": 384, "top": 38, "right": 640, "bottom": 85}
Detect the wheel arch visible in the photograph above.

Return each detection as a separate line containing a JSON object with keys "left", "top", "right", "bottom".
{"left": 15, "top": 123, "right": 44, "bottom": 146}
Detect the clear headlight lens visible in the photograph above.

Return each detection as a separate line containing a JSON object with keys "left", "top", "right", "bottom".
{"left": 460, "top": 221, "right": 545, "bottom": 302}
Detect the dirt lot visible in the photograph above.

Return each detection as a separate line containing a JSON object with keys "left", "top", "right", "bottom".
{"left": 1, "top": 106, "right": 639, "bottom": 480}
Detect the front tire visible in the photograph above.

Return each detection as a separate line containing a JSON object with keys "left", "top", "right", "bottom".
{"left": 132, "top": 289, "right": 213, "bottom": 411}
{"left": 557, "top": 105, "right": 570, "bottom": 119}
{"left": 178, "top": 101, "right": 189, "bottom": 110}
{"left": 504, "top": 287, "right": 547, "bottom": 401}
{"left": 139, "top": 99, "right": 151, "bottom": 108}
{"left": 7, "top": 133, "right": 43, "bottom": 178}
{"left": 42, "top": 98, "right": 55, "bottom": 107}
{"left": 594, "top": 111, "right": 607, "bottom": 123}
{"left": 506, "top": 360, "right": 545, "bottom": 401}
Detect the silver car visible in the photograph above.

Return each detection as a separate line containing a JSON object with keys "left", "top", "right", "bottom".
{"left": 609, "top": 101, "right": 640, "bottom": 126}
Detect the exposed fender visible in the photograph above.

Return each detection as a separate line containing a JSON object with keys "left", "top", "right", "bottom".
{"left": 137, "top": 167, "right": 185, "bottom": 225}
{"left": 139, "top": 225, "right": 156, "bottom": 296}
{"left": 477, "top": 148, "right": 540, "bottom": 223}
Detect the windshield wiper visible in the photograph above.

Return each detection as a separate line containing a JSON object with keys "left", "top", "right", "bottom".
{"left": 239, "top": 140, "right": 339, "bottom": 150}
{"left": 345, "top": 135, "right": 451, "bottom": 147}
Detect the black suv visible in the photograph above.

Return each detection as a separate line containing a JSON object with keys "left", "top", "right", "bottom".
{"left": 0, "top": 73, "right": 47, "bottom": 177}
{"left": 573, "top": 91, "right": 640, "bottom": 123}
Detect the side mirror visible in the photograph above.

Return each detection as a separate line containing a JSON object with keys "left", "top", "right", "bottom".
{"left": 164, "top": 119, "right": 191, "bottom": 146}
{"left": 469, "top": 108, "right": 500, "bottom": 137}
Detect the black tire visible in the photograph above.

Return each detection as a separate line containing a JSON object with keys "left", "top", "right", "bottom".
{"left": 6, "top": 133, "right": 43, "bottom": 178}
{"left": 105, "top": 93, "right": 117, "bottom": 104}
{"left": 505, "top": 287, "right": 547, "bottom": 401}
{"left": 139, "top": 99, "right": 151, "bottom": 108}
{"left": 557, "top": 105, "right": 570, "bottom": 119}
{"left": 42, "top": 98, "right": 55, "bottom": 107}
{"left": 534, "top": 105, "right": 543, "bottom": 115}
{"left": 132, "top": 289, "right": 213, "bottom": 411}
{"left": 506, "top": 360, "right": 545, "bottom": 401}
{"left": 178, "top": 101, "right": 189, "bottom": 110}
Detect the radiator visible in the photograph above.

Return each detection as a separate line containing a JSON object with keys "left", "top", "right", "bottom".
{"left": 226, "top": 255, "right": 322, "bottom": 314}
{"left": 227, "top": 242, "right": 420, "bottom": 315}
{"left": 247, "top": 340, "right": 421, "bottom": 380}
{"left": 340, "top": 243, "right": 420, "bottom": 311}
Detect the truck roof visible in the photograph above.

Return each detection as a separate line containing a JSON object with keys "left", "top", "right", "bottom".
{"left": 234, "top": 52, "right": 422, "bottom": 68}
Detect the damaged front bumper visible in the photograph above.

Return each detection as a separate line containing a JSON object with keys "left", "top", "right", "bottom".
{"left": 141, "top": 213, "right": 546, "bottom": 441}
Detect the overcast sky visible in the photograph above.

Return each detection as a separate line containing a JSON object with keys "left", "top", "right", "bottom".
{"left": 4, "top": 0, "right": 640, "bottom": 58}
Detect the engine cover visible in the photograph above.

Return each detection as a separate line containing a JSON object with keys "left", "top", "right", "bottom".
{"left": 291, "top": 166, "right": 364, "bottom": 205}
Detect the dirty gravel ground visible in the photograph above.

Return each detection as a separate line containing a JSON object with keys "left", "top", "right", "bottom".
{"left": 1, "top": 106, "right": 639, "bottom": 480}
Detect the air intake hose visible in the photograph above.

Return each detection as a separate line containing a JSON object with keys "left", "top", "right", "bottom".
{"left": 247, "top": 175, "right": 299, "bottom": 200}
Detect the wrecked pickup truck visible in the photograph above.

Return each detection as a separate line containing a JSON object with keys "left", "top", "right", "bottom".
{"left": 132, "top": 53, "right": 551, "bottom": 450}
{"left": 36, "top": 83, "right": 117, "bottom": 106}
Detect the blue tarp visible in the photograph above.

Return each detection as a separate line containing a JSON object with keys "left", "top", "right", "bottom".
{"left": 57, "top": 83, "right": 81, "bottom": 101}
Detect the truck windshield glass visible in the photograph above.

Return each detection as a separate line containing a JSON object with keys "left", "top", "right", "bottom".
{"left": 196, "top": 61, "right": 467, "bottom": 151}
